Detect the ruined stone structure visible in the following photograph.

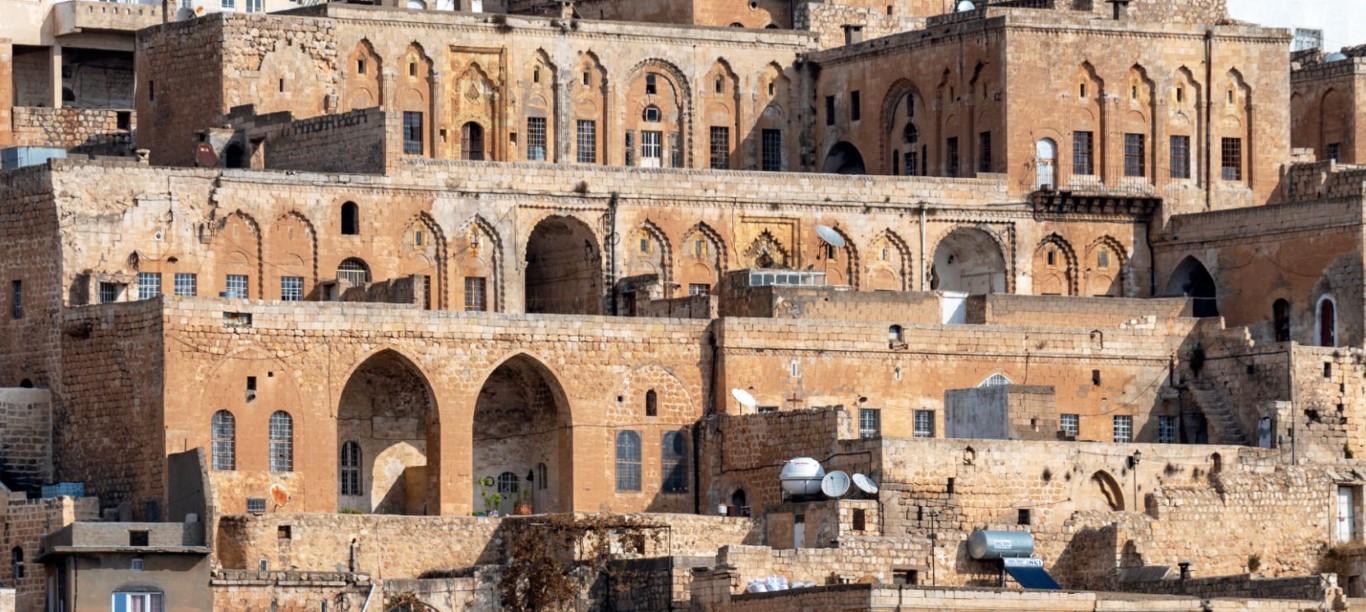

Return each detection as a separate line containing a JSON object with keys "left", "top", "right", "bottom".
{"left": 2, "top": 0, "right": 1366, "bottom": 611}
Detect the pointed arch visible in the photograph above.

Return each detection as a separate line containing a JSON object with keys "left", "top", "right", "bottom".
{"left": 345, "top": 39, "right": 383, "bottom": 111}
{"left": 881, "top": 78, "right": 924, "bottom": 176}
{"left": 625, "top": 58, "right": 693, "bottom": 168}
{"left": 212, "top": 211, "right": 263, "bottom": 299}
{"left": 868, "top": 229, "right": 911, "bottom": 291}
{"left": 338, "top": 348, "right": 440, "bottom": 514}
{"left": 626, "top": 219, "right": 674, "bottom": 297}
{"left": 818, "top": 225, "right": 859, "bottom": 289}
{"left": 398, "top": 211, "right": 447, "bottom": 310}
{"left": 679, "top": 222, "right": 726, "bottom": 294}
{"left": 1086, "top": 235, "right": 1128, "bottom": 297}
{"left": 1165, "top": 256, "right": 1218, "bottom": 317}
{"left": 744, "top": 230, "right": 790, "bottom": 269}
{"left": 268, "top": 210, "right": 319, "bottom": 297}
{"left": 931, "top": 226, "right": 1009, "bottom": 295}
{"left": 523, "top": 48, "right": 559, "bottom": 162}
{"left": 572, "top": 51, "right": 608, "bottom": 164}
{"left": 1033, "top": 233, "right": 1078, "bottom": 296}
{"left": 474, "top": 352, "right": 575, "bottom": 513}
{"left": 455, "top": 215, "right": 505, "bottom": 313}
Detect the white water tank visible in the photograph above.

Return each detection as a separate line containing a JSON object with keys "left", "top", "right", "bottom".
{"left": 780, "top": 457, "right": 826, "bottom": 496}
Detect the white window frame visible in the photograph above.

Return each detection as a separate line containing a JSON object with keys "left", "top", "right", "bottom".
{"left": 137, "top": 272, "right": 161, "bottom": 301}
{"left": 1113, "top": 415, "right": 1133, "bottom": 443}
{"left": 914, "top": 410, "right": 934, "bottom": 438}
{"left": 1060, "top": 413, "right": 1080, "bottom": 438}
{"left": 112, "top": 592, "right": 163, "bottom": 612}
{"left": 174, "top": 273, "right": 197, "bottom": 297}
{"left": 859, "top": 408, "right": 881, "bottom": 439}
{"left": 1158, "top": 415, "right": 1178, "bottom": 444}
{"left": 640, "top": 130, "right": 663, "bottom": 167}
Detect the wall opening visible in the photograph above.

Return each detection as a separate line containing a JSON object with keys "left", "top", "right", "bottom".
{"left": 474, "top": 354, "right": 573, "bottom": 514}
{"left": 525, "top": 216, "right": 603, "bottom": 315}
{"left": 337, "top": 350, "right": 438, "bottom": 515}
{"left": 931, "top": 228, "right": 1007, "bottom": 294}
{"left": 1165, "top": 256, "right": 1218, "bottom": 318}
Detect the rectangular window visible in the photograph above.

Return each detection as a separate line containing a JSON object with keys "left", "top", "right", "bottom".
{"left": 137, "top": 272, "right": 162, "bottom": 301}
{"left": 662, "top": 432, "right": 688, "bottom": 493}
{"left": 220, "top": 0, "right": 235, "bottom": 8}
{"left": 1124, "top": 133, "right": 1146, "bottom": 177}
{"left": 978, "top": 131, "right": 992, "bottom": 173}
{"left": 174, "top": 273, "right": 197, "bottom": 297}
{"left": 859, "top": 408, "right": 881, "bottom": 438}
{"left": 10, "top": 281, "right": 21, "bottom": 319}
{"left": 464, "top": 277, "right": 487, "bottom": 312}
{"left": 710, "top": 127, "right": 730, "bottom": 169}
{"left": 526, "top": 117, "right": 547, "bottom": 161}
{"left": 914, "top": 410, "right": 935, "bottom": 438}
{"left": 670, "top": 133, "right": 683, "bottom": 168}
{"left": 616, "top": 431, "right": 642, "bottom": 492}
{"left": 245, "top": 0, "right": 261, "bottom": 11}
{"left": 112, "top": 593, "right": 164, "bottom": 612}
{"left": 280, "top": 276, "right": 304, "bottom": 302}
{"left": 225, "top": 274, "right": 249, "bottom": 299}
{"left": 1327, "top": 142, "right": 1342, "bottom": 163}
{"left": 1221, "top": 137, "right": 1242, "bottom": 181}
{"left": 825, "top": 95, "right": 835, "bottom": 126}
{"left": 689, "top": 283, "right": 710, "bottom": 296}
{"left": 1113, "top": 415, "right": 1133, "bottom": 443}
{"left": 624, "top": 131, "right": 634, "bottom": 166}
{"left": 761, "top": 129, "right": 782, "bottom": 172}
{"left": 402, "top": 112, "right": 423, "bottom": 155}
{"left": 576, "top": 120, "right": 597, "bottom": 164}
{"left": 850, "top": 90, "right": 861, "bottom": 122}
{"left": 1158, "top": 415, "right": 1178, "bottom": 444}
{"left": 1060, "top": 413, "right": 1079, "bottom": 438}
{"left": 904, "top": 151, "right": 919, "bottom": 176}
{"left": 1170, "top": 135, "right": 1191, "bottom": 179}
{"left": 1073, "top": 131, "right": 1094, "bottom": 176}
{"left": 640, "top": 131, "right": 662, "bottom": 166}
{"left": 946, "top": 137, "right": 960, "bottom": 177}
{"left": 98, "top": 282, "right": 122, "bottom": 304}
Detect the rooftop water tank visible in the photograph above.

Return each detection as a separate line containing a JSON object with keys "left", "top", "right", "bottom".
{"left": 780, "top": 457, "right": 825, "bottom": 496}
{"left": 968, "top": 530, "right": 1035, "bottom": 560}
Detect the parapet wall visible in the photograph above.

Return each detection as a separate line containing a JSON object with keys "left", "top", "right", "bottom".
{"left": 264, "top": 108, "right": 391, "bottom": 175}
{"left": 10, "top": 107, "right": 134, "bottom": 155}
{"left": 1280, "top": 162, "right": 1366, "bottom": 203}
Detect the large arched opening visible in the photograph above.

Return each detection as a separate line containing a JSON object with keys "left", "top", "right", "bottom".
{"left": 336, "top": 350, "right": 439, "bottom": 515}
{"left": 1165, "top": 256, "right": 1218, "bottom": 318}
{"left": 821, "top": 141, "right": 866, "bottom": 175}
{"left": 525, "top": 216, "right": 603, "bottom": 315}
{"left": 931, "top": 228, "right": 1007, "bottom": 295}
{"left": 473, "top": 354, "right": 573, "bottom": 514}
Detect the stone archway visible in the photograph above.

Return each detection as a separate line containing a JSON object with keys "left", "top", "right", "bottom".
{"left": 1165, "top": 256, "right": 1217, "bottom": 318}
{"left": 822, "top": 141, "right": 866, "bottom": 175}
{"left": 931, "top": 228, "right": 1007, "bottom": 295}
{"left": 525, "top": 216, "right": 603, "bottom": 315}
{"left": 337, "top": 350, "right": 439, "bottom": 515}
{"left": 473, "top": 354, "right": 573, "bottom": 514}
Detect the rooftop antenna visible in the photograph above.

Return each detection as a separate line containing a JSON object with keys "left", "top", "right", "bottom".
{"left": 731, "top": 388, "right": 757, "bottom": 412}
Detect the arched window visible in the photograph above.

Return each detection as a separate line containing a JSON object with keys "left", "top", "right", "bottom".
{"left": 615, "top": 431, "right": 641, "bottom": 491}
{"left": 643, "top": 105, "right": 662, "bottom": 122}
{"left": 730, "top": 488, "right": 747, "bottom": 512}
{"left": 906, "top": 94, "right": 915, "bottom": 119}
{"left": 662, "top": 431, "right": 688, "bottom": 492}
{"left": 1318, "top": 295, "right": 1337, "bottom": 347}
{"left": 337, "top": 258, "right": 371, "bottom": 287}
{"left": 11, "top": 547, "right": 23, "bottom": 579}
{"left": 461, "top": 122, "right": 485, "bottom": 160}
{"left": 979, "top": 373, "right": 1012, "bottom": 387}
{"left": 269, "top": 411, "right": 293, "bottom": 473}
{"left": 497, "top": 471, "right": 519, "bottom": 495}
{"left": 341, "top": 202, "right": 360, "bottom": 235}
{"left": 339, "top": 441, "right": 361, "bottom": 497}
{"left": 645, "top": 389, "right": 658, "bottom": 417}
{"left": 903, "top": 124, "right": 918, "bottom": 145}
{"left": 211, "top": 410, "right": 236, "bottom": 471}
{"left": 1273, "top": 299, "right": 1291, "bottom": 343}
{"left": 535, "top": 462, "right": 548, "bottom": 490}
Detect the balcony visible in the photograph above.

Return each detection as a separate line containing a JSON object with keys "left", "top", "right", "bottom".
{"left": 53, "top": 0, "right": 162, "bottom": 36}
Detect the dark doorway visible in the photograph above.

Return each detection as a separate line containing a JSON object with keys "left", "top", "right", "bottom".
{"left": 525, "top": 216, "right": 603, "bottom": 315}
{"left": 461, "top": 122, "right": 485, "bottom": 161}
{"left": 1166, "top": 257, "right": 1218, "bottom": 318}
{"left": 821, "top": 141, "right": 866, "bottom": 175}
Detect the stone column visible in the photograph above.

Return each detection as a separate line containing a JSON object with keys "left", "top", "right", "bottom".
{"left": 50, "top": 43, "right": 63, "bottom": 109}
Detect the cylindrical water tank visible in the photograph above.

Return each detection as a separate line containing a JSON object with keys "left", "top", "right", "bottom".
{"left": 780, "top": 458, "right": 826, "bottom": 496}
{"left": 968, "top": 530, "right": 1035, "bottom": 560}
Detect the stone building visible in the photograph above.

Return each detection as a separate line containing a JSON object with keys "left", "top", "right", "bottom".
{"left": 2, "top": 0, "right": 1366, "bottom": 610}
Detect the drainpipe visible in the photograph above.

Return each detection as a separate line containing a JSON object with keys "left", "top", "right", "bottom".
{"left": 1204, "top": 29, "right": 1214, "bottom": 211}
{"left": 607, "top": 191, "right": 619, "bottom": 315}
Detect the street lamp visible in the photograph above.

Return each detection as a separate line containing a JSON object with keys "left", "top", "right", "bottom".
{"left": 1129, "top": 449, "right": 1142, "bottom": 510}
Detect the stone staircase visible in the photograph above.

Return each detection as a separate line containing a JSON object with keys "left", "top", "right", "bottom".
{"left": 1186, "top": 379, "right": 1250, "bottom": 446}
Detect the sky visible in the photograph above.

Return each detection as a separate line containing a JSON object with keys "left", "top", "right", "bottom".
{"left": 1225, "top": 0, "right": 1366, "bottom": 51}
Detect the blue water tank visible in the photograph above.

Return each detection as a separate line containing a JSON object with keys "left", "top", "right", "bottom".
{"left": 968, "top": 530, "right": 1035, "bottom": 559}
{"left": 1, "top": 147, "right": 67, "bottom": 170}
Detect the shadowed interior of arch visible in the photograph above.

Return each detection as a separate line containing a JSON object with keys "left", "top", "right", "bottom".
{"left": 931, "top": 228, "right": 1006, "bottom": 294}
{"left": 336, "top": 350, "right": 439, "bottom": 515}
{"left": 473, "top": 354, "right": 574, "bottom": 514}
{"left": 525, "top": 216, "right": 603, "bottom": 315}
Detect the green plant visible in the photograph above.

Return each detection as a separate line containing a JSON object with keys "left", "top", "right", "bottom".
{"left": 478, "top": 476, "right": 503, "bottom": 513}
{"left": 339, "top": 507, "right": 362, "bottom": 515}
{"left": 499, "top": 514, "right": 664, "bottom": 612}
{"left": 574, "top": 180, "right": 589, "bottom": 195}
{"left": 1247, "top": 554, "right": 1261, "bottom": 573}
{"left": 516, "top": 486, "right": 532, "bottom": 507}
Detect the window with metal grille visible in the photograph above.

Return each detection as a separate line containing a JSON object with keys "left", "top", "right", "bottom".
{"left": 1124, "top": 133, "right": 1145, "bottom": 177}
{"left": 576, "top": 120, "right": 597, "bottom": 163}
{"left": 643, "top": 106, "right": 661, "bottom": 122}
{"left": 978, "top": 131, "right": 992, "bottom": 173}
{"left": 616, "top": 431, "right": 641, "bottom": 491}
{"left": 761, "top": 129, "right": 782, "bottom": 171}
{"left": 281, "top": 276, "right": 304, "bottom": 301}
{"left": 1221, "top": 137, "right": 1242, "bottom": 181}
{"left": 904, "top": 151, "right": 919, "bottom": 176}
{"left": 339, "top": 441, "right": 361, "bottom": 496}
{"left": 174, "top": 273, "right": 197, "bottom": 297}
{"left": 464, "top": 277, "right": 487, "bottom": 311}
{"left": 1113, "top": 415, "right": 1133, "bottom": 443}
{"left": 99, "top": 282, "right": 122, "bottom": 304}
{"left": 245, "top": 0, "right": 261, "bottom": 11}
{"left": 850, "top": 90, "right": 861, "bottom": 121}
{"left": 670, "top": 133, "right": 683, "bottom": 168}
{"left": 402, "top": 112, "right": 423, "bottom": 155}
{"left": 10, "top": 281, "right": 20, "bottom": 319}
{"left": 980, "top": 373, "right": 1011, "bottom": 387}
{"left": 1170, "top": 135, "right": 1191, "bottom": 179}
{"left": 497, "top": 471, "right": 519, "bottom": 495}
{"left": 689, "top": 283, "right": 710, "bottom": 296}
{"left": 1327, "top": 143, "right": 1341, "bottom": 163}
{"left": 421, "top": 275, "right": 432, "bottom": 311}
{"left": 1060, "top": 413, "right": 1079, "bottom": 438}
{"left": 913, "top": 410, "right": 934, "bottom": 438}
{"left": 1158, "top": 415, "right": 1178, "bottom": 443}
{"left": 225, "top": 274, "right": 248, "bottom": 299}
{"left": 269, "top": 411, "right": 293, "bottom": 473}
{"left": 211, "top": 410, "right": 235, "bottom": 471}
{"left": 946, "top": 137, "right": 959, "bottom": 177}
{"left": 1073, "top": 131, "right": 1094, "bottom": 175}
{"left": 645, "top": 73, "right": 657, "bottom": 95}
{"left": 859, "top": 408, "right": 881, "bottom": 438}
{"left": 825, "top": 95, "right": 835, "bottom": 126}
{"left": 710, "top": 127, "right": 730, "bottom": 169}
{"left": 641, "top": 131, "right": 662, "bottom": 163}
{"left": 662, "top": 431, "right": 687, "bottom": 492}
{"left": 624, "top": 131, "right": 635, "bottom": 166}
{"left": 337, "top": 258, "right": 370, "bottom": 287}
{"left": 526, "top": 117, "right": 547, "bottom": 161}
{"left": 137, "top": 273, "right": 161, "bottom": 300}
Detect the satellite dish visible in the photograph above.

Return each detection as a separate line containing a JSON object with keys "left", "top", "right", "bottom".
{"left": 1326, "top": 52, "right": 1349, "bottom": 63}
{"left": 815, "top": 224, "right": 847, "bottom": 248}
{"left": 821, "top": 471, "right": 851, "bottom": 498}
{"left": 853, "top": 473, "right": 879, "bottom": 495}
{"left": 269, "top": 483, "right": 290, "bottom": 508}
{"left": 191, "top": 0, "right": 209, "bottom": 16}
{"left": 731, "top": 388, "right": 757, "bottom": 408}
{"left": 195, "top": 142, "right": 219, "bottom": 168}
{"left": 956, "top": 0, "right": 976, "bottom": 11}
{"left": 175, "top": 7, "right": 195, "bottom": 20}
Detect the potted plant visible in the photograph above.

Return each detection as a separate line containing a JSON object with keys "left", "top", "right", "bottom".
{"left": 513, "top": 487, "right": 533, "bottom": 515}
{"left": 478, "top": 476, "right": 503, "bottom": 517}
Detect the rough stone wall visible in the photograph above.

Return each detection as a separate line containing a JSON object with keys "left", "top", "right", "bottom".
{"left": 0, "top": 166, "right": 61, "bottom": 391}
{"left": 1290, "top": 60, "right": 1364, "bottom": 166}
{"left": 0, "top": 492, "right": 99, "bottom": 612}
{"left": 264, "top": 108, "right": 391, "bottom": 174}
{"left": 698, "top": 408, "right": 857, "bottom": 514}
{"left": 135, "top": 15, "right": 226, "bottom": 168}
{"left": 796, "top": 2, "right": 927, "bottom": 50}
{"left": 10, "top": 107, "right": 134, "bottom": 155}
{"left": 0, "top": 389, "right": 53, "bottom": 490}
{"left": 971, "top": 295, "right": 1190, "bottom": 328}
{"left": 1280, "top": 161, "right": 1366, "bottom": 202}
{"left": 211, "top": 570, "right": 372, "bottom": 612}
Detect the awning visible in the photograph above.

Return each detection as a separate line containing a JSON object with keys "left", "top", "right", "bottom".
{"left": 1003, "top": 557, "right": 1061, "bottom": 590}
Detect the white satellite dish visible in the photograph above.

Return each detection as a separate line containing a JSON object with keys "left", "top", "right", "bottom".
{"left": 815, "top": 224, "right": 847, "bottom": 248}
{"left": 956, "top": 0, "right": 976, "bottom": 11}
{"left": 175, "top": 6, "right": 195, "bottom": 20}
{"left": 731, "top": 388, "right": 757, "bottom": 408}
{"left": 191, "top": 0, "right": 209, "bottom": 17}
{"left": 821, "top": 471, "right": 851, "bottom": 498}
{"left": 852, "top": 473, "right": 879, "bottom": 495}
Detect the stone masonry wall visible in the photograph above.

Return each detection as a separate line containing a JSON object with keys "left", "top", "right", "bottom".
{"left": 0, "top": 492, "right": 99, "bottom": 612}
{"left": 0, "top": 389, "right": 52, "bottom": 491}
{"left": 10, "top": 107, "right": 134, "bottom": 155}
{"left": 264, "top": 107, "right": 390, "bottom": 175}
